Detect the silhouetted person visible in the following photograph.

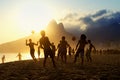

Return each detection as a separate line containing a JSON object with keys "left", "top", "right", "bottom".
{"left": 17, "top": 52, "right": 22, "bottom": 61}
{"left": 68, "top": 46, "right": 72, "bottom": 57}
{"left": 100, "top": 49, "right": 102, "bottom": 55}
{"left": 60, "top": 36, "right": 69, "bottom": 63}
{"left": 86, "top": 40, "right": 96, "bottom": 62}
{"left": 2, "top": 55, "right": 5, "bottom": 63}
{"left": 39, "top": 30, "right": 56, "bottom": 68}
{"left": 26, "top": 39, "right": 38, "bottom": 61}
{"left": 57, "top": 41, "right": 62, "bottom": 60}
{"left": 51, "top": 42, "right": 56, "bottom": 58}
{"left": 38, "top": 46, "right": 40, "bottom": 60}
{"left": 74, "top": 34, "right": 87, "bottom": 65}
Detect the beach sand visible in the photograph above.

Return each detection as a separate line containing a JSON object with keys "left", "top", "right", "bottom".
{"left": 0, "top": 54, "right": 120, "bottom": 80}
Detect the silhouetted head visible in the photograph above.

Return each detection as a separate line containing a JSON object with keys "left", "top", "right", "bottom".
{"left": 80, "top": 34, "right": 86, "bottom": 40}
{"left": 51, "top": 42, "right": 54, "bottom": 45}
{"left": 62, "top": 36, "right": 65, "bottom": 40}
{"left": 88, "top": 40, "right": 91, "bottom": 43}
{"left": 40, "top": 30, "right": 45, "bottom": 37}
{"left": 29, "top": 39, "right": 32, "bottom": 42}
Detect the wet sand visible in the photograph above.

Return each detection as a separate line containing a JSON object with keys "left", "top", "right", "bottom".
{"left": 0, "top": 54, "right": 120, "bottom": 80}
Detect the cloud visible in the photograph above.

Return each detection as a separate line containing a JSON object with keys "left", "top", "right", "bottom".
{"left": 61, "top": 13, "right": 78, "bottom": 21}
{"left": 92, "top": 9, "right": 107, "bottom": 18}
{"left": 60, "top": 9, "right": 120, "bottom": 44}
{"left": 82, "top": 10, "right": 120, "bottom": 43}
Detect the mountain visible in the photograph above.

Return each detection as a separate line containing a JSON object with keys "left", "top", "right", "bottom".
{"left": 0, "top": 33, "right": 40, "bottom": 53}
{"left": 0, "top": 20, "right": 76, "bottom": 53}
{"left": 45, "top": 20, "right": 76, "bottom": 44}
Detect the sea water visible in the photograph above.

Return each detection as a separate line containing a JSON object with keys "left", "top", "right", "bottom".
{"left": 0, "top": 52, "right": 44, "bottom": 64}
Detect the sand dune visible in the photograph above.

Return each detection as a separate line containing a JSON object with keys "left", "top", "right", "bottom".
{"left": 0, "top": 54, "right": 120, "bottom": 80}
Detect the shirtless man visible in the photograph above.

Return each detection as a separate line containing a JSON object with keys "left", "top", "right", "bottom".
{"left": 26, "top": 39, "right": 38, "bottom": 61}
{"left": 39, "top": 30, "right": 56, "bottom": 67}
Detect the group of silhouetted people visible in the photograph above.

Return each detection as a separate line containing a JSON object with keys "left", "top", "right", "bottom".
{"left": 25, "top": 30, "right": 96, "bottom": 68}
{"left": 26, "top": 30, "right": 56, "bottom": 67}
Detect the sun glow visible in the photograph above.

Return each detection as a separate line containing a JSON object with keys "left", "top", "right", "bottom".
{"left": 0, "top": 0, "right": 58, "bottom": 43}
{"left": 17, "top": 3, "right": 54, "bottom": 34}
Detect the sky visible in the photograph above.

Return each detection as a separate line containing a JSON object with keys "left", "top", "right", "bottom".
{"left": 0, "top": 0, "right": 120, "bottom": 44}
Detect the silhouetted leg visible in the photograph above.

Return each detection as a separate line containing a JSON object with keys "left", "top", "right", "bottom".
{"left": 86, "top": 53, "right": 88, "bottom": 62}
{"left": 74, "top": 55, "right": 77, "bottom": 63}
{"left": 53, "top": 52, "right": 55, "bottom": 58}
{"left": 43, "top": 57, "right": 47, "bottom": 67}
{"left": 50, "top": 52, "right": 56, "bottom": 68}
{"left": 51, "top": 57, "right": 56, "bottom": 68}
{"left": 89, "top": 55, "right": 92, "bottom": 62}
{"left": 69, "top": 52, "right": 71, "bottom": 58}
{"left": 86, "top": 56, "right": 89, "bottom": 62}
{"left": 81, "top": 50, "right": 84, "bottom": 65}
{"left": 74, "top": 51, "right": 79, "bottom": 63}
{"left": 61, "top": 54, "right": 64, "bottom": 62}
{"left": 57, "top": 54, "right": 59, "bottom": 60}
{"left": 57, "top": 51, "right": 60, "bottom": 60}
{"left": 81, "top": 57, "right": 84, "bottom": 65}
{"left": 38, "top": 47, "right": 40, "bottom": 60}
{"left": 30, "top": 50, "right": 37, "bottom": 62}
{"left": 63, "top": 55, "right": 65, "bottom": 62}
{"left": 64, "top": 53, "right": 67, "bottom": 63}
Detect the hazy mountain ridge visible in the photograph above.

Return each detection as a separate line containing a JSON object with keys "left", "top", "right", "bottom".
{"left": 0, "top": 20, "right": 76, "bottom": 53}
{"left": 46, "top": 20, "right": 76, "bottom": 45}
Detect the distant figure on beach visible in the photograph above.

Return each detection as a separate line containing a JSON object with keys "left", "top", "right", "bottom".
{"left": 57, "top": 41, "right": 62, "bottom": 60}
{"left": 99, "top": 49, "right": 102, "bottom": 55}
{"left": 51, "top": 42, "right": 56, "bottom": 58}
{"left": 60, "top": 36, "right": 69, "bottom": 63}
{"left": 39, "top": 30, "right": 56, "bottom": 67}
{"left": 26, "top": 39, "right": 38, "bottom": 61}
{"left": 86, "top": 40, "right": 96, "bottom": 62}
{"left": 74, "top": 34, "right": 87, "bottom": 65}
{"left": 2, "top": 55, "right": 5, "bottom": 63}
{"left": 17, "top": 52, "right": 22, "bottom": 61}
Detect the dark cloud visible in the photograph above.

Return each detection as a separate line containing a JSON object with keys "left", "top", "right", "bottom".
{"left": 62, "top": 10, "right": 120, "bottom": 44}
{"left": 79, "top": 16, "right": 93, "bottom": 25}
{"left": 82, "top": 10, "right": 120, "bottom": 43}
{"left": 92, "top": 9, "right": 107, "bottom": 18}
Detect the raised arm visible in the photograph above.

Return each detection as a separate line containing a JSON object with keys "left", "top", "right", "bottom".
{"left": 26, "top": 40, "right": 29, "bottom": 46}
{"left": 34, "top": 41, "right": 38, "bottom": 45}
